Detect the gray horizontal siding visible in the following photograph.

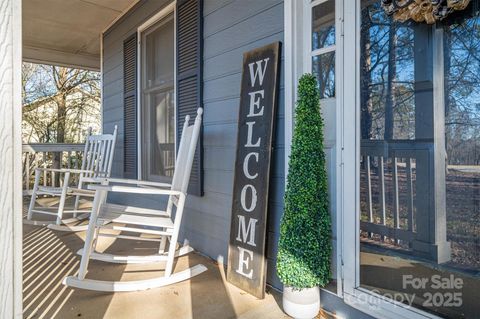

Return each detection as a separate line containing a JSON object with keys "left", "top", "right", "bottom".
{"left": 102, "top": 0, "right": 285, "bottom": 290}
{"left": 204, "top": 33, "right": 284, "bottom": 81}
{"left": 204, "top": 71, "right": 285, "bottom": 103}
{"left": 204, "top": 0, "right": 234, "bottom": 16}
{"left": 201, "top": 0, "right": 285, "bottom": 290}
{"left": 204, "top": 2, "right": 283, "bottom": 59}
{"left": 203, "top": 119, "right": 285, "bottom": 148}
{"left": 204, "top": 0, "right": 282, "bottom": 37}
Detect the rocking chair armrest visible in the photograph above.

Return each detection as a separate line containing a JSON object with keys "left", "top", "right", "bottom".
{"left": 86, "top": 177, "right": 172, "bottom": 189}
{"left": 87, "top": 184, "right": 183, "bottom": 196}
{"left": 81, "top": 177, "right": 106, "bottom": 183}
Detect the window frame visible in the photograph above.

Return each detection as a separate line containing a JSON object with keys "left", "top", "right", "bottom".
{"left": 136, "top": 2, "right": 177, "bottom": 181}
{"left": 308, "top": 0, "right": 337, "bottom": 99}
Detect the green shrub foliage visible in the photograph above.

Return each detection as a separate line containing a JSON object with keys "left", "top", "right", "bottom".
{"left": 276, "top": 74, "right": 331, "bottom": 288}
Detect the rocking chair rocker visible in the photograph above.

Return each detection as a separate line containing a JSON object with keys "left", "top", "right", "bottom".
{"left": 26, "top": 126, "right": 118, "bottom": 232}
{"left": 64, "top": 108, "right": 207, "bottom": 292}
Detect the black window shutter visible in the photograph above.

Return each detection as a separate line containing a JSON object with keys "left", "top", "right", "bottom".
{"left": 123, "top": 34, "right": 138, "bottom": 179}
{"left": 176, "top": 0, "right": 203, "bottom": 196}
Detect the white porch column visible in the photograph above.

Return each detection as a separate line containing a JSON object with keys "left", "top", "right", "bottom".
{"left": 0, "top": 0, "right": 23, "bottom": 317}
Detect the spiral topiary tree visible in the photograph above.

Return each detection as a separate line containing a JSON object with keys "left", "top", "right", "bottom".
{"left": 276, "top": 74, "right": 331, "bottom": 289}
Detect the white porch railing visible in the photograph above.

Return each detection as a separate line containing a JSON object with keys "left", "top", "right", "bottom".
{"left": 22, "top": 143, "right": 85, "bottom": 195}
{"left": 360, "top": 139, "right": 436, "bottom": 251}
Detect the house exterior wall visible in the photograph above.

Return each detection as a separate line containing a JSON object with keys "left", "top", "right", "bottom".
{"left": 102, "top": 0, "right": 285, "bottom": 289}
{"left": 101, "top": 1, "right": 373, "bottom": 317}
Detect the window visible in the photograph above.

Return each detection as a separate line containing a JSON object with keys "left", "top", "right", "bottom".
{"left": 140, "top": 13, "right": 175, "bottom": 182}
{"left": 311, "top": 0, "right": 335, "bottom": 99}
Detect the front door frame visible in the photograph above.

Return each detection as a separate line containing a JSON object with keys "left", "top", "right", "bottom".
{"left": 285, "top": 1, "right": 444, "bottom": 318}
{"left": 284, "top": 0, "right": 344, "bottom": 297}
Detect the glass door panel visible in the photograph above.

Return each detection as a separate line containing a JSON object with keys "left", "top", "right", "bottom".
{"left": 359, "top": 1, "right": 480, "bottom": 318}
{"left": 312, "top": 0, "right": 336, "bottom": 99}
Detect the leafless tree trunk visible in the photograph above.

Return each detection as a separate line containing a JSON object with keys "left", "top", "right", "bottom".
{"left": 384, "top": 22, "right": 397, "bottom": 140}
{"left": 361, "top": 8, "right": 373, "bottom": 141}
{"left": 53, "top": 91, "right": 68, "bottom": 184}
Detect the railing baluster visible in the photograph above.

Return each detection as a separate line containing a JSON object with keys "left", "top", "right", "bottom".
{"left": 59, "top": 151, "right": 63, "bottom": 186}
{"left": 379, "top": 156, "right": 386, "bottom": 241}
{"left": 75, "top": 151, "right": 79, "bottom": 169}
{"left": 43, "top": 152, "right": 47, "bottom": 187}
{"left": 67, "top": 151, "right": 71, "bottom": 169}
{"left": 366, "top": 155, "right": 373, "bottom": 238}
{"left": 406, "top": 158, "right": 414, "bottom": 233}
{"left": 25, "top": 152, "right": 30, "bottom": 192}
{"left": 52, "top": 154, "right": 55, "bottom": 188}
{"left": 33, "top": 153, "right": 39, "bottom": 188}
{"left": 392, "top": 157, "right": 400, "bottom": 244}
{"left": 72, "top": 151, "right": 77, "bottom": 184}
{"left": 35, "top": 153, "right": 41, "bottom": 188}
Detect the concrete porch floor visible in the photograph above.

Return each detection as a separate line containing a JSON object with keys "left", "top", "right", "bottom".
{"left": 22, "top": 201, "right": 290, "bottom": 319}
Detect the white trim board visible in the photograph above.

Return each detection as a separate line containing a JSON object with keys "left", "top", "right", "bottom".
{"left": 23, "top": 46, "right": 100, "bottom": 71}
{"left": 0, "top": 0, "right": 23, "bottom": 317}
{"left": 100, "top": 33, "right": 104, "bottom": 132}
{"left": 102, "top": 0, "right": 142, "bottom": 35}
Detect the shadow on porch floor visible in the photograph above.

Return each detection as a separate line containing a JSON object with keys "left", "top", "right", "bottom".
{"left": 22, "top": 203, "right": 290, "bottom": 319}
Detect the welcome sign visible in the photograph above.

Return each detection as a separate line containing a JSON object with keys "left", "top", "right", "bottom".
{"left": 227, "top": 42, "right": 281, "bottom": 299}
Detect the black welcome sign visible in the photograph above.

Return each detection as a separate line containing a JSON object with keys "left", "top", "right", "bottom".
{"left": 227, "top": 42, "right": 281, "bottom": 299}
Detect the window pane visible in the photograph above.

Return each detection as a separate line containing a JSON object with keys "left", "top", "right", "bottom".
{"left": 360, "top": 3, "right": 415, "bottom": 140}
{"left": 312, "top": 0, "right": 335, "bottom": 50}
{"left": 144, "top": 17, "right": 174, "bottom": 89}
{"left": 312, "top": 52, "right": 335, "bottom": 99}
{"left": 444, "top": 5, "right": 480, "bottom": 281}
{"left": 141, "top": 14, "right": 175, "bottom": 181}
{"left": 149, "top": 89, "right": 175, "bottom": 178}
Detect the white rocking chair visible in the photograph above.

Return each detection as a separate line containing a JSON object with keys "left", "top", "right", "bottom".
{"left": 26, "top": 126, "right": 118, "bottom": 232}
{"left": 64, "top": 108, "right": 207, "bottom": 292}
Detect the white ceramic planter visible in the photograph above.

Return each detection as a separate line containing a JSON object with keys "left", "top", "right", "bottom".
{"left": 282, "top": 286, "right": 320, "bottom": 319}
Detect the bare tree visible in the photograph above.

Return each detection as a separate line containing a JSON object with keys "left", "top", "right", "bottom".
{"left": 22, "top": 63, "right": 101, "bottom": 144}
{"left": 22, "top": 63, "right": 101, "bottom": 184}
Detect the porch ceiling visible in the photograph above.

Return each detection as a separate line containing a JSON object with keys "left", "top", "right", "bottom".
{"left": 22, "top": 0, "right": 138, "bottom": 71}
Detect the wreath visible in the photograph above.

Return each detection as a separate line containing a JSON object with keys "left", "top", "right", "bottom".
{"left": 381, "top": 0, "right": 470, "bottom": 23}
